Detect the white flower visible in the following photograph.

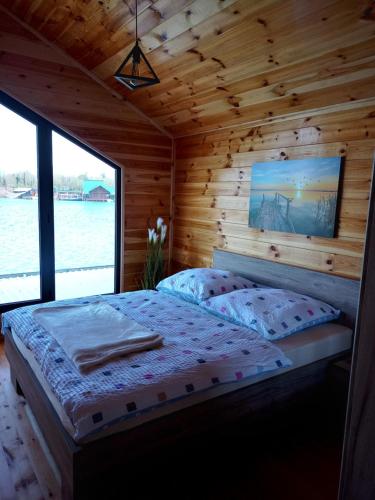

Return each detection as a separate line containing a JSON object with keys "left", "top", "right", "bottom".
{"left": 152, "top": 232, "right": 159, "bottom": 244}
{"left": 156, "top": 217, "right": 164, "bottom": 230}
{"left": 148, "top": 228, "right": 156, "bottom": 243}
{"left": 160, "top": 223, "right": 167, "bottom": 243}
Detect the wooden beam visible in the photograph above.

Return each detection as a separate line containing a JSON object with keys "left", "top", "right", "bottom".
{"left": 173, "top": 98, "right": 375, "bottom": 138}
{"left": 168, "top": 139, "right": 176, "bottom": 274}
{"left": 339, "top": 155, "right": 375, "bottom": 499}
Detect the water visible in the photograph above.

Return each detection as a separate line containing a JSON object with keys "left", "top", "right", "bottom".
{"left": 249, "top": 189, "right": 338, "bottom": 237}
{"left": 0, "top": 198, "right": 115, "bottom": 275}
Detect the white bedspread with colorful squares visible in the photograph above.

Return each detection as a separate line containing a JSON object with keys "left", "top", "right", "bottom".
{"left": 2, "top": 290, "right": 292, "bottom": 442}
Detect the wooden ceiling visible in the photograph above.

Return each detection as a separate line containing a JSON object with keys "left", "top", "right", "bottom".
{"left": 1, "top": 0, "right": 374, "bottom": 137}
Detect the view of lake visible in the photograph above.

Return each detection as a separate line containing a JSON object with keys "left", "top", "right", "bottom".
{"left": 0, "top": 198, "right": 115, "bottom": 275}
{"left": 0, "top": 104, "right": 117, "bottom": 302}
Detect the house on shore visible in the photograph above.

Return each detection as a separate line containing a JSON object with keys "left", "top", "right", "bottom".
{"left": 57, "top": 189, "right": 82, "bottom": 201}
{"left": 12, "top": 187, "right": 36, "bottom": 199}
{"left": 83, "top": 180, "right": 114, "bottom": 201}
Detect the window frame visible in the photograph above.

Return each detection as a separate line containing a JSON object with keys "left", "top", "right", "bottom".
{"left": 0, "top": 91, "right": 122, "bottom": 313}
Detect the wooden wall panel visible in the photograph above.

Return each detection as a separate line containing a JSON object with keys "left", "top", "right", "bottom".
{"left": 1, "top": 1, "right": 374, "bottom": 136}
{"left": 173, "top": 106, "right": 375, "bottom": 279}
{"left": 0, "top": 12, "right": 172, "bottom": 291}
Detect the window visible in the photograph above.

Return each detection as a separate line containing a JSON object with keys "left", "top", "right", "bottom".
{"left": 0, "top": 104, "right": 41, "bottom": 304}
{"left": 0, "top": 92, "right": 121, "bottom": 312}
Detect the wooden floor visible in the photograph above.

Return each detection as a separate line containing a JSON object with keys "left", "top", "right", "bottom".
{"left": 0, "top": 340, "right": 60, "bottom": 500}
{"left": 0, "top": 338, "right": 344, "bottom": 500}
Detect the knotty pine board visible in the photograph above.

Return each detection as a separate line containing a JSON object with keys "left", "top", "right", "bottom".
{"left": 173, "top": 106, "right": 375, "bottom": 279}
{"left": 2, "top": 1, "right": 374, "bottom": 135}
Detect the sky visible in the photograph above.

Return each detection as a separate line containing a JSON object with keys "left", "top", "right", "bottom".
{"left": 251, "top": 157, "right": 342, "bottom": 192}
{"left": 0, "top": 104, "right": 114, "bottom": 179}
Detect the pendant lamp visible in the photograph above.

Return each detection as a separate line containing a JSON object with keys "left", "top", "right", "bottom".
{"left": 114, "top": 0, "right": 160, "bottom": 90}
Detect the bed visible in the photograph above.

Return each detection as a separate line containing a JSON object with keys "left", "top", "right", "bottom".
{"left": 2, "top": 250, "right": 360, "bottom": 499}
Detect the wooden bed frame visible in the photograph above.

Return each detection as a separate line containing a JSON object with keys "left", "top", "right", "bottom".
{"left": 4, "top": 251, "right": 360, "bottom": 499}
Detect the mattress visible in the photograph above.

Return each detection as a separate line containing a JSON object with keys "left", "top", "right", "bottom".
{"left": 11, "top": 320, "right": 352, "bottom": 444}
{"left": 3, "top": 290, "right": 293, "bottom": 442}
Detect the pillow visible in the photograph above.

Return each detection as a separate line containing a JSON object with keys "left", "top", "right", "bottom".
{"left": 156, "top": 268, "right": 260, "bottom": 304}
{"left": 200, "top": 288, "right": 340, "bottom": 340}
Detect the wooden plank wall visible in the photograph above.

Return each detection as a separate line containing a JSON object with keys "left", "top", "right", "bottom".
{"left": 173, "top": 105, "right": 375, "bottom": 279}
{"left": 3, "top": 1, "right": 374, "bottom": 138}
{"left": 0, "top": 12, "right": 173, "bottom": 291}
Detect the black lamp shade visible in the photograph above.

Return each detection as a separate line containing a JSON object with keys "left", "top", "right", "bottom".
{"left": 114, "top": 42, "right": 160, "bottom": 90}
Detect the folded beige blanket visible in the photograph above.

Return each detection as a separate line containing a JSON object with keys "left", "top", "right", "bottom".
{"left": 32, "top": 302, "right": 163, "bottom": 371}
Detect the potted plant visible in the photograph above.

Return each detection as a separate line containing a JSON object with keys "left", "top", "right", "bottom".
{"left": 141, "top": 217, "right": 167, "bottom": 289}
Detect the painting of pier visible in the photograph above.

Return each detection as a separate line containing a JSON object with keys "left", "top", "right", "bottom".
{"left": 249, "top": 157, "right": 342, "bottom": 238}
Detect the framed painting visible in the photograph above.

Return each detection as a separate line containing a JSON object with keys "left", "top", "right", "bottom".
{"left": 248, "top": 157, "right": 343, "bottom": 238}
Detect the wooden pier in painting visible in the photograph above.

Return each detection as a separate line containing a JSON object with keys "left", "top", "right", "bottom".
{"left": 254, "top": 193, "right": 296, "bottom": 233}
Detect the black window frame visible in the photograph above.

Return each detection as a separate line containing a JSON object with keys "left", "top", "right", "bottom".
{"left": 0, "top": 91, "right": 121, "bottom": 314}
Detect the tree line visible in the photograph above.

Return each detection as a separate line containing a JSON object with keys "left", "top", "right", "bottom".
{"left": 0, "top": 171, "right": 114, "bottom": 191}
{"left": 0, "top": 170, "right": 36, "bottom": 189}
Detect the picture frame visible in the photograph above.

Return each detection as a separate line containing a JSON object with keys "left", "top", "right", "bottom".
{"left": 248, "top": 157, "right": 343, "bottom": 238}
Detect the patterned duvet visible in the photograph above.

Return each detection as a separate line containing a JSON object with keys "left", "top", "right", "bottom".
{"left": 2, "top": 290, "right": 292, "bottom": 442}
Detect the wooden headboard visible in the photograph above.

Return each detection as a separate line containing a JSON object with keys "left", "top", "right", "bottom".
{"left": 213, "top": 249, "right": 360, "bottom": 329}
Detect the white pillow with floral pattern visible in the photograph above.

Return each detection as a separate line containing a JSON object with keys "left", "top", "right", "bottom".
{"left": 200, "top": 288, "right": 340, "bottom": 340}
{"left": 156, "top": 268, "right": 260, "bottom": 304}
